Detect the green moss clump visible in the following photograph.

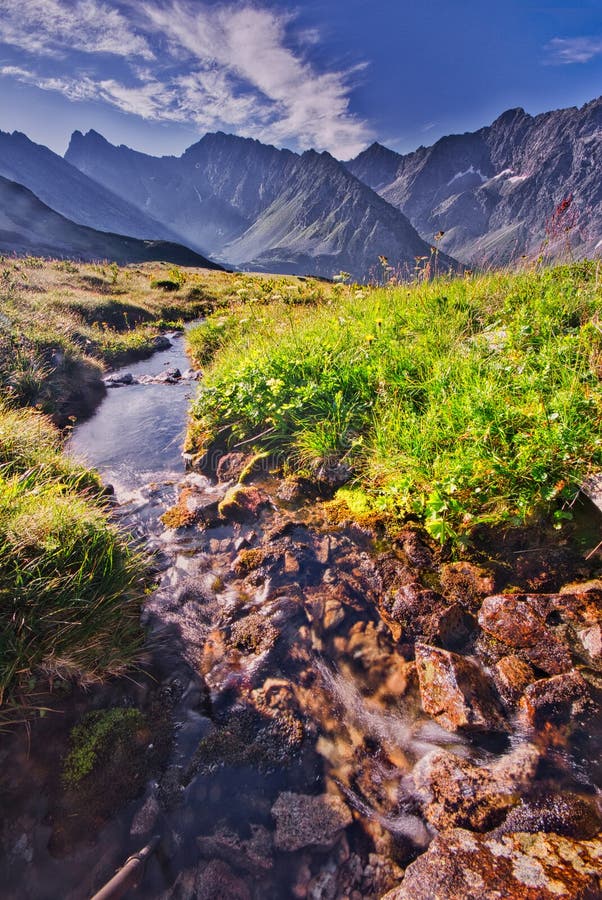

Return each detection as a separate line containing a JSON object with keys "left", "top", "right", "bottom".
{"left": 63, "top": 708, "right": 146, "bottom": 785}
{"left": 234, "top": 548, "right": 267, "bottom": 574}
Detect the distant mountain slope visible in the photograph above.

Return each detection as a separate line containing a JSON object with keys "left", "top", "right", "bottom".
{"left": 0, "top": 175, "right": 222, "bottom": 267}
{"left": 0, "top": 129, "right": 182, "bottom": 243}
{"left": 345, "top": 97, "right": 602, "bottom": 265}
{"left": 66, "top": 129, "right": 295, "bottom": 255}
{"left": 221, "top": 150, "right": 457, "bottom": 278}
{"left": 66, "top": 130, "right": 455, "bottom": 280}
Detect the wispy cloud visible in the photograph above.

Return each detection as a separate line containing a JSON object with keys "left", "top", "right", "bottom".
{"left": 545, "top": 36, "right": 602, "bottom": 65}
{"left": 0, "top": 0, "right": 153, "bottom": 59}
{"left": 0, "top": 0, "right": 373, "bottom": 156}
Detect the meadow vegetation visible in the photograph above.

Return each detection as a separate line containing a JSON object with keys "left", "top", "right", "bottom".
{"left": 188, "top": 261, "right": 602, "bottom": 546}
{"left": 2, "top": 254, "right": 601, "bottom": 717}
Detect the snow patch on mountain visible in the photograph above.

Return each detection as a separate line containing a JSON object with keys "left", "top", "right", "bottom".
{"left": 447, "top": 165, "right": 487, "bottom": 186}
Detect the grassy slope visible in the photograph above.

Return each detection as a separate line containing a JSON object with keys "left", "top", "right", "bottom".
{"left": 0, "top": 257, "right": 330, "bottom": 717}
{"left": 0, "top": 257, "right": 242, "bottom": 423}
{"left": 188, "top": 262, "right": 602, "bottom": 545}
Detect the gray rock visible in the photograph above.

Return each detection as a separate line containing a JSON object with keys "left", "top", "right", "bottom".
{"left": 272, "top": 791, "right": 352, "bottom": 852}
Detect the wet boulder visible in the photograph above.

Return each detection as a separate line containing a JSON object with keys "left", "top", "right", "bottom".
{"left": 478, "top": 594, "right": 573, "bottom": 675}
{"left": 533, "top": 587, "right": 602, "bottom": 669}
{"left": 382, "top": 829, "right": 602, "bottom": 900}
{"left": 497, "top": 793, "right": 602, "bottom": 840}
{"left": 216, "top": 452, "right": 251, "bottom": 483}
{"left": 412, "top": 744, "right": 540, "bottom": 832}
{"left": 439, "top": 561, "right": 498, "bottom": 611}
{"left": 395, "top": 528, "right": 435, "bottom": 570}
{"left": 492, "top": 655, "right": 536, "bottom": 707}
{"left": 387, "top": 583, "right": 473, "bottom": 648}
{"left": 414, "top": 644, "right": 506, "bottom": 732}
{"left": 315, "top": 459, "right": 353, "bottom": 488}
{"left": 104, "top": 371, "right": 136, "bottom": 387}
{"left": 153, "top": 367, "right": 181, "bottom": 383}
{"left": 162, "top": 476, "right": 228, "bottom": 529}
{"left": 153, "top": 334, "right": 172, "bottom": 351}
{"left": 518, "top": 670, "right": 593, "bottom": 731}
{"left": 218, "top": 485, "right": 271, "bottom": 523}
{"left": 272, "top": 791, "right": 352, "bottom": 852}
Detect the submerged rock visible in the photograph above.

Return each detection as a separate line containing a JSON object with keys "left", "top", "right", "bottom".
{"left": 498, "top": 793, "right": 602, "bottom": 839}
{"left": 412, "top": 744, "right": 540, "bottom": 831}
{"left": 272, "top": 792, "right": 353, "bottom": 851}
{"left": 179, "top": 859, "right": 251, "bottom": 900}
{"left": 518, "top": 670, "right": 593, "bottom": 731}
{"left": 197, "top": 824, "right": 274, "bottom": 873}
{"left": 383, "top": 829, "right": 602, "bottom": 900}
{"left": 414, "top": 643, "right": 506, "bottom": 732}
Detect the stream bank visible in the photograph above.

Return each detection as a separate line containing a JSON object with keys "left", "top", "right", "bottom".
{"left": 1, "top": 337, "right": 602, "bottom": 899}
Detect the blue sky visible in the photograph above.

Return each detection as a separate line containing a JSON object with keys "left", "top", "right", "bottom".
{"left": 0, "top": 0, "right": 601, "bottom": 159}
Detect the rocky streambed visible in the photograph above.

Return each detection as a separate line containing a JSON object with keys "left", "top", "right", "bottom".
{"left": 1, "top": 338, "right": 602, "bottom": 899}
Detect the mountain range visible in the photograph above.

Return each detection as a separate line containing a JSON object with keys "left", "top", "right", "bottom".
{"left": 346, "top": 97, "right": 602, "bottom": 265}
{"left": 0, "top": 96, "right": 600, "bottom": 277}
{"left": 65, "top": 129, "right": 452, "bottom": 279}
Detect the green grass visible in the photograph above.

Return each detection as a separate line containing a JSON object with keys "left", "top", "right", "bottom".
{"left": 0, "top": 403, "right": 145, "bottom": 721}
{"left": 189, "top": 262, "right": 602, "bottom": 544}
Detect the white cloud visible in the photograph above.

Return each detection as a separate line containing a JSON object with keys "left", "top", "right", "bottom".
{"left": 0, "top": 0, "right": 373, "bottom": 156}
{"left": 139, "top": 2, "right": 372, "bottom": 155}
{"left": 545, "top": 36, "right": 602, "bottom": 65}
{"left": 0, "top": 0, "right": 153, "bottom": 59}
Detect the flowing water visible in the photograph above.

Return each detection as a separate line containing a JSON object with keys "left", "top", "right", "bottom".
{"left": 1, "top": 334, "right": 601, "bottom": 899}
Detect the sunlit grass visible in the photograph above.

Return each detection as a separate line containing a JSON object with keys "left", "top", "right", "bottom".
{"left": 0, "top": 403, "right": 145, "bottom": 721}
{"left": 189, "top": 262, "right": 602, "bottom": 544}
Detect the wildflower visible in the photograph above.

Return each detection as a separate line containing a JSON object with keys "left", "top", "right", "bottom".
{"left": 365, "top": 334, "right": 375, "bottom": 344}
{"left": 375, "top": 318, "right": 383, "bottom": 328}
{"left": 435, "top": 230, "right": 445, "bottom": 241}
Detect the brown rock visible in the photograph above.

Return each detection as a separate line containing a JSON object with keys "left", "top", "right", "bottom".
{"left": 440, "top": 561, "right": 498, "bottom": 610}
{"left": 518, "top": 671, "right": 593, "bottom": 731}
{"left": 412, "top": 745, "right": 540, "bottom": 832}
{"left": 498, "top": 793, "right": 602, "bottom": 839}
{"left": 493, "top": 655, "right": 536, "bottom": 706}
{"left": 218, "top": 485, "right": 271, "bottom": 522}
{"left": 578, "top": 623, "right": 602, "bottom": 665}
{"left": 397, "top": 529, "right": 435, "bottom": 569}
{"left": 272, "top": 792, "right": 352, "bottom": 852}
{"left": 382, "top": 829, "right": 602, "bottom": 900}
{"left": 415, "top": 644, "right": 506, "bottom": 732}
{"left": 533, "top": 589, "right": 602, "bottom": 668}
{"left": 216, "top": 452, "right": 249, "bottom": 483}
{"left": 478, "top": 594, "right": 573, "bottom": 674}
{"left": 388, "top": 584, "right": 473, "bottom": 648}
